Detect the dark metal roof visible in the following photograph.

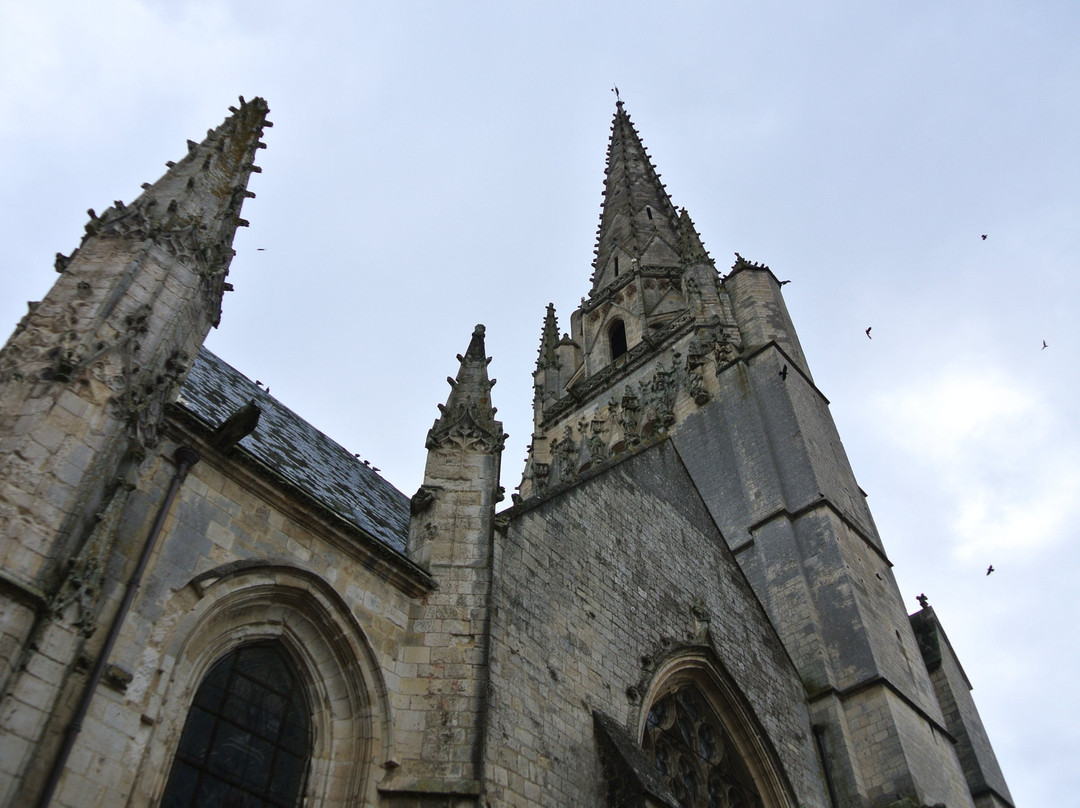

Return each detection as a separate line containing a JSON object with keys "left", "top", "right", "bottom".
{"left": 176, "top": 348, "right": 410, "bottom": 553}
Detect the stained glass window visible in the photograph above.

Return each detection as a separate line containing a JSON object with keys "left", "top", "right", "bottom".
{"left": 160, "top": 643, "right": 311, "bottom": 808}
{"left": 643, "top": 686, "right": 764, "bottom": 808}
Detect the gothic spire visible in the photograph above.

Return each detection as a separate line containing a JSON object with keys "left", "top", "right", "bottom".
{"left": 73, "top": 97, "right": 271, "bottom": 318}
{"left": 536, "top": 303, "right": 560, "bottom": 371}
{"left": 589, "top": 101, "right": 683, "bottom": 295}
{"left": 426, "top": 325, "right": 505, "bottom": 453}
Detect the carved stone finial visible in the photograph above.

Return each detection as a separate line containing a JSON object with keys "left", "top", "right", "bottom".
{"left": 410, "top": 486, "right": 436, "bottom": 514}
{"left": 425, "top": 324, "right": 505, "bottom": 453}
{"left": 536, "top": 303, "right": 561, "bottom": 370}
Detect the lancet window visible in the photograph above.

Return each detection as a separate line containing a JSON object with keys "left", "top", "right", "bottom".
{"left": 609, "top": 319, "right": 628, "bottom": 361}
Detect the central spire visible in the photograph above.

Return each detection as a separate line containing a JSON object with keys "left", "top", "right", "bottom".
{"left": 589, "top": 101, "right": 683, "bottom": 295}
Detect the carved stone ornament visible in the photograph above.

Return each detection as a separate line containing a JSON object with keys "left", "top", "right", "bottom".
{"left": 647, "top": 361, "right": 679, "bottom": 432}
{"left": 643, "top": 687, "right": 764, "bottom": 808}
{"left": 685, "top": 344, "right": 711, "bottom": 406}
{"left": 48, "top": 479, "right": 135, "bottom": 637}
{"left": 109, "top": 346, "right": 190, "bottom": 458}
{"left": 410, "top": 486, "right": 437, "bottom": 515}
{"left": 554, "top": 425, "right": 578, "bottom": 482}
{"left": 426, "top": 395, "right": 506, "bottom": 453}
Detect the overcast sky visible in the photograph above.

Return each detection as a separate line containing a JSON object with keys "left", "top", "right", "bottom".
{"left": 2, "top": 2, "right": 1077, "bottom": 804}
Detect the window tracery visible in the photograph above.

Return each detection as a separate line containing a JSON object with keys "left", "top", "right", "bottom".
{"left": 643, "top": 686, "right": 764, "bottom": 808}
{"left": 160, "top": 642, "right": 311, "bottom": 808}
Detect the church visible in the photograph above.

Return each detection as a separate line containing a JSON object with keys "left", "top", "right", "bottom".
{"left": 0, "top": 97, "right": 1015, "bottom": 808}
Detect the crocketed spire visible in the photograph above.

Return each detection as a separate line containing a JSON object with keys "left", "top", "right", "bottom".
{"left": 426, "top": 325, "right": 505, "bottom": 453}
{"left": 589, "top": 101, "right": 682, "bottom": 295}
{"left": 536, "top": 303, "right": 561, "bottom": 371}
{"left": 71, "top": 97, "right": 271, "bottom": 323}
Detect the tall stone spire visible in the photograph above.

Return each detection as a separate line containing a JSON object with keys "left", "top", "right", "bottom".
{"left": 0, "top": 95, "right": 270, "bottom": 623}
{"left": 68, "top": 95, "right": 270, "bottom": 327}
{"left": 589, "top": 101, "right": 683, "bottom": 295}
{"left": 0, "top": 98, "right": 270, "bottom": 808}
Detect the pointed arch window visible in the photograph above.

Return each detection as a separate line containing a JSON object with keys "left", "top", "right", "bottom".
{"left": 609, "top": 319, "right": 628, "bottom": 362}
{"left": 160, "top": 642, "right": 312, "bottom": 808}
{"left": 643, "top": 685, "right": 764, "bottom": 808}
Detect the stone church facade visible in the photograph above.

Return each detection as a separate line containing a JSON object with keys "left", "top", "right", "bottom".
{"left": 0, "top": 98, "right": 1014, "bottom": 808}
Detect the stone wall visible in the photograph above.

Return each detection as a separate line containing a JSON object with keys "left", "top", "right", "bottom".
{"left": 486, "top": 439, "right": 829, "bottom": 807}
{"left": 32, "top": 420, "right": 432, "bottom": 808}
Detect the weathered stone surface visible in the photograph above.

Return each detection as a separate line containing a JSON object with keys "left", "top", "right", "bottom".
{"left": 0, "top": 98, "right": 1014, "bottom": 808}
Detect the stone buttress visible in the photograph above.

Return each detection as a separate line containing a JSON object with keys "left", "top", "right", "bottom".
{"left": 382, "top": 325, "right": 504, "bottom": 805}
{"left": 0, "top": 98, "right": 269, "bottom": 808}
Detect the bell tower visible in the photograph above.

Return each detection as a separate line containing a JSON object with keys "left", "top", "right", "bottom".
{"left": 516, "top": 100, "right": 1006, "bottom": 807}
{"left": 520, "top": 100, "right": 747, "bottom": 498}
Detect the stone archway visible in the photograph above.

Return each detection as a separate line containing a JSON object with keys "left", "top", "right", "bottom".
{"left": 130, "top": 565, "right": 390, "bottom": 808}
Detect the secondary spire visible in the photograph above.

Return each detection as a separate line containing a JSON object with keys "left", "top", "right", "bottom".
{"left": 72, "top": 97, "right": 271, "bottom": 323}
{"left": 426, "top": 325, "right": 505, "bottom": 453}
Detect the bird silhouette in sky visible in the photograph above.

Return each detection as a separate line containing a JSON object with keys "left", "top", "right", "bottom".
{"left": 865, "top": 327, "right": 872, "bottom": 339}
{"left": 779, "top": 364, "right": 788, "bottom": 380}
{"left": 1042, "top": 340, "right": 1048, "bottom": 350}
{"left": 981, "top": 234, "right": 988, "bottom": 240}
{"left": 986, "top": 565, "right": 994, "bottom": 576}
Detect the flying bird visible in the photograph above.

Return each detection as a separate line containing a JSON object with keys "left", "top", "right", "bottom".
{"left": 257, "top": 248, "right": 265, "bottom": 251}
{"left": 986, "top": 565, "right": 994, "bottom": 576}
{"left": 779, "top": 280, "right": 791, "bottom": 286}
{"left": 1042, "top": 340, "right": 1048, "bottom": 350}
{"left": 981, "top": 234, "right": 988, "bottom": 240}
{"left": 865, "top": 327, "right": 872, "bottom": 339}
{"left": 779, "top": 364, "right": 788, "bottom": 381}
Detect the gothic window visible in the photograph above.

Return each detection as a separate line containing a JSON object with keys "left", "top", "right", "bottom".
{"left": 643, "top": 685, "right": 764, "bottom": 808}
{"left": 609, "top": 319, "right": 628, "bottom": 361}
{"left": 160, "top": 642, "right": 311, "bottom": 808}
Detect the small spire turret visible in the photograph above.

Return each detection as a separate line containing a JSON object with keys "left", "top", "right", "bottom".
{"left": 426, "top": 325, "right": 505, "bottom": 453}
{"left": 536, "top": 304, "right": 561, "bottom": 371}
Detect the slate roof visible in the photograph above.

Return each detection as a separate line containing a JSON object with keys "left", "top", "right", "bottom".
{"left": 175, "top": 348, "right": 410, "bottom": 553}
